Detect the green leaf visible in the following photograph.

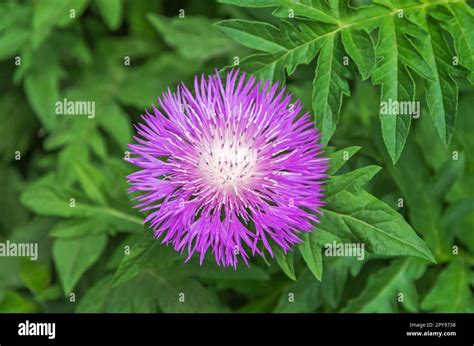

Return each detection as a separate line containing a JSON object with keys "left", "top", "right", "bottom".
{"left": 410, "top": 9, "right": 460, "bottom": 146}
{"left": 372, "top": 14, "right": 430, "bottom": 163}
{"left": 20, "top": 177, "right": 143, "bottom": 226}
{"left": 324, "top": 165, "right": 382, "bottom": 197}
{"left": 274, "top": 270, "right": 321, "bottom": 312}
{"left": 343, "top": 258, "right": 426, "bottom": 312}
{"left": 431, "top": 152, "right": 465, "bottom": 201}
{"left": 218, "top": 0, "right": 338, "bottom": 24}
{"left": 313, "top": 34, "right": 351, "bottom": 145}
{"left": 298, "top": 232, "right": 323, "bottom": 281}
{"left": 195, "top": 265, "right": 270, "bottom": 281}
{"left": 107, "top": 274, "right": 160, "bottom": 313}
{"left": 112, "top": 234, "right": 180, "bottom": 287}
{"left": 341, "top": 28, "right": 376, "bottom": 80}
{"left": 21, "top": 185, "right": 78, "bottom": 217}
{"left": 0, "top": 166, "right": 29, "bottom": 230}
{"left": 96, "top": 102, "right": 132, "bottom": 147}
{"left": 148, "top": 14, "right": 236, "bottom": 62}
{"left": 19, "top": 259, "right": 51, "bottom": 295}
{"left": 76, "top": 275, "right": 113, "bottom": 312}
{"left": 115, "top": 54, "right": 202, "bottom": 109}
{"left": 422, "top": 260, "right": 473, "bottom": 312}
{"left": 72, "top": 161, "right": 108, "bottom": 206}
{"left": 0, "top": 93, "right": 37, "bottom": 162}
{"left": 96, "top": 0, "right": 123, "bottom": 30}
{"left": 435, "top": 3, "right": 474, "bottom": 83}
{"left": 274, "top": 248, "right": 296, "bottom": 281}
{"left": 327, "top": 146, "right": 361, "bottom": 175}
{"left": 24, "top": 68, "right": 61, "bottom": 131}
{"left": 32, "top": 0, "right": 89, "bottom": 48}
{"left": 218, "top": 0, "right": 279, "bottom": 7}
{"left": 219, "top": 0, "right": 469, "bottom": 160}
{"left": 380, "top": 138, "right": 453, "bottom": 260}
{"left": 153, "top": 277, "right": 219, "bottom": 313}
{"left": 214, "top": 20, "right": 285, "bottom": 54}
{"left": 320, "top": 255, "right": 365, "bottom": 309}
{"left": 53, "top": 234, "right": 107, "bottom": 294}
{"left": 49, "top": 218, "right": 108, "bottom": 238}
{"left": 35, "top": 286, "right": 62, "bottom": 303}
{"left": 298, "top": 228, "right": 342, "bottom": 282}
{"left": 96, "top": 244, "right": 219, "bottom": 312}
{"left": 442, "top": 198, "right": 474, "bottom": 229}
{"left": 322, "top": 188, "right": 435, "bottom": 263}
{"left": 0, "top": 291, "right": 37, "bottom": 313}
{"left": 237, "top": 20, "right": 328, "bottom": 82}
{"left": 0, "top": 2, "right": 30, "bottom": 61}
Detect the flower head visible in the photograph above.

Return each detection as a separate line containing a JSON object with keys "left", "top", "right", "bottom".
{"left": 127, "top": 70, "right": 328, "bottom": 267}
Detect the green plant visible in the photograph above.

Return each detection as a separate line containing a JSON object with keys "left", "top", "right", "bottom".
{"left": 0, "top": 0, "right": 472, "bottom": 313}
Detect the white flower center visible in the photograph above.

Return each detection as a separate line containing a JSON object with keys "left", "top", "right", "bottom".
{"left": 199, "top": 135, "right": 257, "bottom": 191}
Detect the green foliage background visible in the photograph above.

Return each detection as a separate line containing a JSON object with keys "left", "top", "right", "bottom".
{"left": 0, "top": 0, "right": 473, "bottom": 313}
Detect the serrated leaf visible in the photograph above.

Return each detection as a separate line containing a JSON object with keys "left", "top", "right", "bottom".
{"left": 214, "top": 19, "right": 285, "bottom": 54}
{"left": 380, "top": 138, "right": 454, "bottom": 260}
{"left": 53, "top": 234, "right": 107, "bottom": 294}
{"left": 219, "top": 0, "right": 338, "bottom": 23}
{"left": 112, "top": 235, "right": 180, "bottom": 287}
{"left": 421, "top": 260, "right": 473, "bottom": 312}
{"left": 343, "top": 258, "right": 426, "bottom": 312}
{"left": 218, "top": 0, "right": 278, "bottom": 7}
{"left": 313, "top": 34, "right": 350, "bottom": 145}
{"left": 321, "top": 188, "right": 435, "bottom": 263}
{"left": 238, "top": 20, "right": 329, "bottom": 82}
{"left": 372, "top": 15, "right": 421, "bottom": 163}
{"left": 410, "top": 9, "right": 460, "bottom": 146}
{"left": 435, "top": 3, "right": 474, "bottom": 83}
{"left": 220, "top": 0, "right": 468, "bottom": 161}
{"left": 341, "top": 28, "right": 376, "bottom": 80}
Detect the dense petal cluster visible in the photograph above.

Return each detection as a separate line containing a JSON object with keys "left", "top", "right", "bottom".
{"left": 127, "top": 70, "right": 328, "bottom": 267}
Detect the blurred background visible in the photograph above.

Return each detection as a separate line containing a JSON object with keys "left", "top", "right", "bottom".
{"left": 0, "top": 0, "right": 472, "bottom": 313}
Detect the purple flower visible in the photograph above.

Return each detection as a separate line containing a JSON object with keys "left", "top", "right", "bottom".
{"left": 126, "top": 70, "right": 328, "bottom": 268}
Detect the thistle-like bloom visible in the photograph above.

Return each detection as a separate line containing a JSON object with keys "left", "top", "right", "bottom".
{"left": 127, "top": 70, "right": 327, "bottom": 267}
